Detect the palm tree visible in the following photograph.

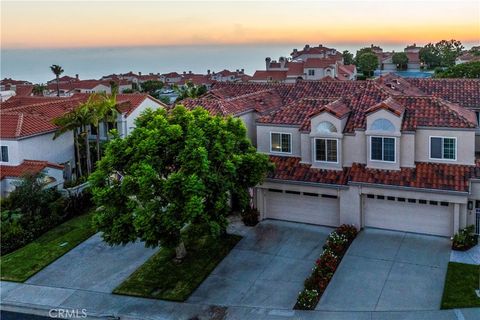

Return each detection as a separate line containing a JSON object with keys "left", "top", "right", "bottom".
{"left": 50, "top": 65, "right": 64, "bottom": 97}
{"left": 32, "top": 84, "right": 47, "bottom": 96}
{"left": 53, "top": 108, "right": 84, "bottom": 178}
{"left": 101, "top": 93, "right": 118, "bottom": 141}
{"left": 86, "top": 93, "right": 117, "bottom": 161}
{"left": 76, "top": 105, "right": 94, "bottom": 175}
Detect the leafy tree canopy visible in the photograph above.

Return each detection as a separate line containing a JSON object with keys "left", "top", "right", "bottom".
{"left": 174, "top": 81, "right": 207, "bottom": 102}
{"left": 89, "top": 106, "right": 273, "bottom": 252}
{"left": 392, "top": 52, "right": 409, "bottom": 70}
{"left": 342, "top": 50, "right": 354, "bottom": 65}
{"left": 354, "top": 47, "right": 374, "bottom": 65}
{"left": 357, "top": 52, "right": 378, "bottom": 77}
{"left": 420, "top": 40, "right": 464, "bottom": 68}
{"left": 434, "top": 61, "right": 480, "bottom": 79}
{"left": 141, "top": 80, "right": 164, "bottom": 97}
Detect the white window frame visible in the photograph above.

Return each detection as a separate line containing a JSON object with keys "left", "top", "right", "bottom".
{"left": 369, "top": 136, "right": 396, "bottom": 163}
{"left": 0, "top": 145, "right": 8, "bottom": 162}
{"left": 429, "top": 136, "right": 457, "bottom": 161}
{"left": 308, "top": 69, "right": 315, "bottom": 76}
{"left": 270, "top": 132, "right": 292, "bottom": 154}
{"left": 314, "top": 138, "right": 339, "bottom": 163}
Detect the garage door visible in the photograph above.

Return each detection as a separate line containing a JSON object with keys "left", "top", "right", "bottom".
{"left": 265, "top": 189, "right": 339, "bottom": 226}
{"left": 364, "top": 195, "right": 453, "bottom": 237}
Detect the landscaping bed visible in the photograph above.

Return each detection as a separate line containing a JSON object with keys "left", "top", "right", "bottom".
{"left": 114, "top": 233, "right": 242, "bottom": 301}
{"left": 452, "top": 225, "right": 478, "bottom": 251}
{"left": 294, "top": 224, "right": 358, "bottom": 310}
{"left": 0, "top": 211, "right": 96, "bottom": 282}
{"left": 441, "top": 262, "right": 480, "bottom": 309}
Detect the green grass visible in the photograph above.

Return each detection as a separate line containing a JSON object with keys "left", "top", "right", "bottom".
{"left": 114, "top": 233, "right": 242, "bottom": 301}
{"left": 441, "top": 262, "right": 480, "bottom": 309}
{"left": 0, "top": 212, "right": 96, "bottom": 282}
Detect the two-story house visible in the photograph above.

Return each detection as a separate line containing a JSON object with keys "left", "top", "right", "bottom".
{"left": 184, "top": 79, "right": 480, "bottom": 237}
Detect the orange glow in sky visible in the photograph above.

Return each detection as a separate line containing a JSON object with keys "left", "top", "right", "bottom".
{"left": 2, "top": 1, "right": 479, "bottom": 49}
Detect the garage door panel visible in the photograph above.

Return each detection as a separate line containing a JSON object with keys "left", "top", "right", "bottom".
{"left": 266, "top": 191, "right": 339, "bottom": 227}
{"left": 364, "top": 198, "right": 452, "bottom": 237}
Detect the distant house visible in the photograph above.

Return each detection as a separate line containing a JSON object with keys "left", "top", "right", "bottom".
{"left": 44, "top": 79, "right": 133, "bottom": 96}
{"left": 252, "top": 44, "right": 356, "bottom": 83}
{"left": 372, "top": 44, "right": 422, "bottom": 71}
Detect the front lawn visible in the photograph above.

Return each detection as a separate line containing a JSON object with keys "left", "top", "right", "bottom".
{"left": 0, "top": 212, "right": 96, "bottom": 282}
{"left": 441, "top": 262, "right": 480, "bottom": 309}
{"left": 114, "top": 233, "right": 241, "bottom": 301}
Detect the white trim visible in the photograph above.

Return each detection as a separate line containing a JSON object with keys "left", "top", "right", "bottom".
{"left": 428, "top": 136, "right": 457, "bottom": 162}
{"left": 269, "top": 132, "right": 293, "bottom": 154}
{"left": 369, "top": 136, "right": 396, "bottom": 163}
{"left": 313, "top": 138, "right": 339, "bottom": 164}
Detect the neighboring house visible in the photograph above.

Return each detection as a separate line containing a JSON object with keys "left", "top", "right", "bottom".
{"left": 183, "top": 79, "right": 480, "bottom": 237}
{"left": 161, "top": 72, "right": 183, "bottom": 85}
{"left": 0, "top": 160, "right": 64, "bottom": 197}
{"left": 45, "top": 80, "right": 121, "bottom": 96}
{"left": 372, "top": 44, "right": 422, "bottom": 71}
{"left": 0, "top": 94, "right": 166, "bottom": 197}
{"left": 252, "top": 44, "right": 356, "bottom": 83}
{"left": 455, "top": 52, "right": 480, "bottom": 65}
{"left": 1, "top": 78, "right": 33, "bottom": 91}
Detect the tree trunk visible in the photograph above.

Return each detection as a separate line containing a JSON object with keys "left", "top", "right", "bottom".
{"left": 56, "top": 75, "right": 60, "bottom": 97}
{"left": 174, "top": 241, "right": 187, "bottom": 261}
{"left": 74, "top": 130, "right": 83, "bottom": 178}
{"left": 96, "top": 126, "right": 101, "bottom": 162}
{"left": 84, "top": 125, "right": 92, "bottom": 175}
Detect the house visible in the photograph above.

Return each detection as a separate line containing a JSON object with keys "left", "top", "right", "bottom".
{"left": 1, "top": 78, "right": 34, "bottom": 99}
{"left": 252, "top": 44, "right": 356, "bottom": 83}
{"left": 183, "top": 78, "right": 480, "bottom": 237}
{"left": 161, "top": 72, "right": 183, "bottom": 85}
{"left": 372, "top": 44, "right": 422, "bottom": 71}
{"left": 455, "top": 52, "right": 480, "bottom": 65}
{"left": 44, "top": 79, "right": 134, "bottom": 96}
{"left": 0, "top": 94, "right": 166, "bottom": 197}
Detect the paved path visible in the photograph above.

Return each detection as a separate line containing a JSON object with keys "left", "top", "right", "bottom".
{"left": 317, "top": 228, "right": 451, "bottom": 311}
{"left": 450, "top": 244, "right": 480, "bottom": 265}
{"left": 26, "top": 233, "right": 157, "bottom": 293}
{"left": 188, "top": 220, "right": 332, "bottom": 308}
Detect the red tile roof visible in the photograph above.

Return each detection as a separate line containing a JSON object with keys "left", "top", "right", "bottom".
{"left": 0, "top": 160, "right": 64, "bottom": 180}
{"left": 365, "top": 97, "right": 405, "bottom": 116}
{"left": 268, "top": 156, "right": 350, "bottom": 186}
{"left": 251, "top": 71, "right": 287, "bottom": 81}
{"left": 304, "top": 58, "right": 337, "bottom": 68}
{"left": 286, "top": 62, "right": 305, "bottom": 76}
{"left": 406, "top": 78, "right": 480, "bottom": 109}
{"left": 14, "top": 85, "right": 34, "bottom": 97}
{"left": 349, "top": 162, "right": 477, "bottom": 192}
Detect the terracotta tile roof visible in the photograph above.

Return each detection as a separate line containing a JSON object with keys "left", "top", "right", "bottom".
{"left": 180, "top": 74, "right": 215, "bottom": 86}
{"left": 310, "top": 98, "right": 352, "bottom": 118}
{"left": 1, "top": 78, "right": 32, "bottom": 86}
{"left": 14, "top": 85, "right": 34, "bottom": 97}
{"left": 258, "top": 98, "right": 333, "bottom": 129}
{"left": 376, "top": 74, "right": 426, "bottom": 96}
{"left": 115, "top": 94, "right": 166, "bottom": 117}
{"left": 304, "top": 58, "right": 337, "bottom": 68}
{"left": 349, "top": 162, "right": 477, "bottom": 192}
{"left": 251, "top": 71, "right": 287, "bottom": 81}
{"left": 405, "top": 52, "right": 420, "bottom": 63}
{"left": 286, "top": 62, "right": 305, "bottom": 76}
{"left": 0, "top": 160, "right": 64, "bottom": 180}
{"left": 1, "top": 96, "right": 70, "bottom": 110}
{"left": 456, "top": 52, "right": 480, "bottom": 63}
{"left": 268, "top": 156, "right": 350, "bottom": 186}
{"left": 365, "top": 97, "right": 405, "bottom": 116}
{"left": 163, "top": 72, "right": 181, "bottom": 78}
{"left": 406, "top": 78, "right": 480, "bottom": 109}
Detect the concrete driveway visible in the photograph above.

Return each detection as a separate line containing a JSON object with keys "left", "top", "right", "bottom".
{"left": 26, "top": 233, "right": 157, "bottom": 293}
{"left": 188, "top": 220, "right": 332, "bottom": 308}
{"left": 317, "top": 228, "right": 451, "bottom": 312}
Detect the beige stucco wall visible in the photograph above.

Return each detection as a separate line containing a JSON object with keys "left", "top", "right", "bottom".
{"left": 414, "top": 128, "right": 475, "bottom": 165}
{"left": 343, "top": 132, "right": 367, "bottom": 166}
{"left": 256, "top": 125, "right": 301, "bottom": 156}
{"left": 339, "top": 186, "right": 362, "bottom": 227}
{"left": 400, "top": 133, "right": 415, "bottom": 167}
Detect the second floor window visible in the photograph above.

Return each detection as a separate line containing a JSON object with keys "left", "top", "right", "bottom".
{"left": 371, "top": 137, "right": 395, "bottom": 162}
{"left": 308, "top": 70, "right": 315, "bottom": 76}
{"left": 315, "top": 139, "right": 337, "bottom": 162}
{"left": 1, "top": 146, "right": 8, "bottom": 162}
{"left": 271, "top": 132, "right": 291, "bottom": 153}
{"left": 430, "top": 137, "right": 456, "bottom": 160}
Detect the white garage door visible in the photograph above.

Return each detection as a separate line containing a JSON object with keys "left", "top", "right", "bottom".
{"left": 364, "top": 195, "right": 453, "bottom": 237}
{"left": 265, "top": 189, "right": 339, "bottom": 227}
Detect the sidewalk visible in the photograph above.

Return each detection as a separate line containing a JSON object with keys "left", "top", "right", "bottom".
{"left": 1, "top": 281, "right": 480, "bottom": 320}
{"left": 450, "top": 245, "right": 480, "bottom": 265}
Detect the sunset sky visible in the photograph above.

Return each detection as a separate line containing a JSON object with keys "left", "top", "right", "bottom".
{"left": 2, "top": 0, "right": 479, "bottom": 49}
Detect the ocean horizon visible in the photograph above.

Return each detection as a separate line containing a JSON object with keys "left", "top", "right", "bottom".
{"left": 2, "top": 42, "right": 478, "bottom": 84}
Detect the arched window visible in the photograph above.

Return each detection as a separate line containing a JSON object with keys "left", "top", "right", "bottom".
{"left": 316, "top": 121, "right": 337, "bottom": 134}
{"left": 371, "top": 118, "right": 395, "bottom": 132}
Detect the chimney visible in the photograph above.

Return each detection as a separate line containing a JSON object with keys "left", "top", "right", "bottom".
{"left": 189, "top": 71, "right": 192, "bottom": 74}
{"left": 75, "top": 74, "right": 79, "bottom": 80}
{"left": 279, "top": 57, "right": 286, "bottom": 69}
{"left": 139, "top": 72, "right": 142, "bottom": 76}
{"left": 304, "top": 44, "right": 310, "bottom": 50}
{"left": 318, "top": 44, "right": 323, "bottom": 47}
{"left": 241, "top": 68, "right": 244, "bottom": 74}
{"left": 183, "top": 71, "right": 186, "bottom": 75}
{"left": 149, "top": 72, "right": 153, "bottom": 75}
{"left": 207, "top": 69, "right": 211, "bottom": 75}
{"left": 265, "top": 57, "right": 271, "bottom": 70}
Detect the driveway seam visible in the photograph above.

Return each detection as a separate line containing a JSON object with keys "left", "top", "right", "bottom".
{"left": 373, "top": 232, "right": 406, "bottom": 311}
{"left": 347, "top": 252, "right": 446, "bottom": 269}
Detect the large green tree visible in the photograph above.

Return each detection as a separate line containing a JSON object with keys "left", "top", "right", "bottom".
{"left": 392, "top": 52, "right": 409, "bottom": 70}
{"left": 357, "top": 52, "right": 379, "bottom": 77}
{"left": 354, "top": 47, "right": 374, "bottom": 65}
{"left": 420, "top": 40, "right": 464, "bottom": 69}
{"left": 174, "top": 82, "right": 207, "bottom": 102}
{"left": 140, "top": 80, "right": 164, "bottom": 97}
{"left": 89, "top": 106, "right": 273, "bottom": 259}
{"left": 435, "top": 61, "right": 480, "bottom": 79}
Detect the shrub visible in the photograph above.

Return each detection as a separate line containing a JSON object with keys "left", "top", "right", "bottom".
{"left": 452, "top": 225, "right": 478, "bottom": 251}
{"left": 241, "top": 207, "right": 259, "bottom": 226}
{"left": 315, "top": 249, "right": 339, "bottom": 275}
{"left": 336, "top": 224, "right": 358, "bottom": 242}
{"left": 295, "top": 289, "right": 319, "bottom": 310}
{"left": 325, "top": 232, "right": 348, "bottom": 255}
